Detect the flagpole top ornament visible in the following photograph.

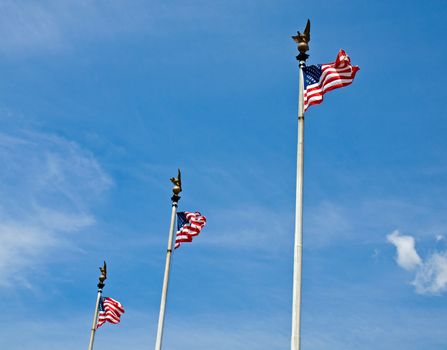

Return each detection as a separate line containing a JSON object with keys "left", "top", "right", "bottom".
{"left": 170, "top": 169, "right": 182, "bottom": 203}
{"left": 98, "top": 261, "right": 107, "bottom": 289}
{"left": 292, "top": 19, "right": 310, "bottom": 62}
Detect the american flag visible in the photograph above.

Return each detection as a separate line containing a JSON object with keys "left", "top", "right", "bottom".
{"left": 175, "top": 212, "right": 207, "bottom": 249}
{"left": 96, "top": 297, "right": 125, "bottom": 328}
{"left": 303, "top": 49, "right": 359, "bottom": 111}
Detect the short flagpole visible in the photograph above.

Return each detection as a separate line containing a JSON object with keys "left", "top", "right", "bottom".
{"left": 88, "top": 261, "right": 107, "bottom": 350}
{"left": 154, "top": 170, "right": 182, "bottom": 350}
{"left": 291, "top": 20, "right": 310, "bottom": 350}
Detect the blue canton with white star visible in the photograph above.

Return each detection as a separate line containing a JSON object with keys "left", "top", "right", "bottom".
{"left": 98, "top": 297, "right": 105, "bottom": 311}
{"left": 177, "top": 212, "right": 189, "bottom": 230}
{"left": 303, "top": 64, "right": 322, "bottom": 88}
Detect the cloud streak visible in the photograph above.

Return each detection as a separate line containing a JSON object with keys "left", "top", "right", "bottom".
{"left": 0, "top": 1, "right": 152, "bottom": 55}
{"left": 0, "top": 131, "right": 111, "bottom": 287}
{"left": 0, "top": 1, "right": 230, "bottom": 56}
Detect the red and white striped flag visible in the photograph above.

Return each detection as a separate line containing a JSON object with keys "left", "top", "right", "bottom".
{"left": 303, "top": 49, "right": 359, "bottom": 111}
{"left": 97, "top": 297, "right": 125, "bottom": 328}
{"left": 175, "top": 212, "right": 207, "bottom": 249}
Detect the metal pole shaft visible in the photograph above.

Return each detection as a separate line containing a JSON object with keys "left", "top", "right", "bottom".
{"left": 291, "top": 61, "right": 305, "bottom": 350}
{"left": 154, "top": 198, "right": 179, "bottom": 350}
{"left": 88, "top": 288, "right": 103, "bottom": 350}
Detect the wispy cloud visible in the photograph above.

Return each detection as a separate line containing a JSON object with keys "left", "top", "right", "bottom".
{"left": 0, "top": 1, "right": 151, "bottom": 55}
{"left": 0, "top": 1, "right": 65, "bottom": 54}
{"left": 387, "top": 230, "right": 447, "bottom": 295}
{"left": 165, "top": 314, "right": 288, "bottom": 350}
{"left": 0, "top": 1, "right": 230, "bottom": 56}
{"left": 301, "top": 195, "right": 447, "bottom": 247}
{"left": 305, "top": 201, "right": 352, "bottom": 245}
{"left": 203, "top": 206, "right": 292, "bottom": 254}
{"left": 0, "top": 309, "right": 288, "bottom": 350}
{"left": 0, "top": 131, "right": 111, "bottom": 287}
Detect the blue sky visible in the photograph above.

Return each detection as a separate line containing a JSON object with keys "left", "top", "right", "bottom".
{"left": 0, "top": 1, "right": 446, "bottom": 349}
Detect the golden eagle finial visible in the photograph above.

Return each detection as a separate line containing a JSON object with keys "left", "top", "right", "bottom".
{"left": 292, "top": 19, "right": 311, "bottom": 58}
{"left": 170, "top": 169, "right": 182, "bottom": 195}
{"left": 99, "top": 261, "right": 107, "bottom": 285}
{"left": 98, "top": 261, "right": 107, "bottom": 289}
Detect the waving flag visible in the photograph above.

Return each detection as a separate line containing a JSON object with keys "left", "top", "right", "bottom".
{"left": 97, "top": 297, "right": 125, "bottom": 328}
{"left": 303, "top": 49, "right": 359, "bottom": 111}
{"left": 175, "top": 212, "right": 207, "bottom": 249}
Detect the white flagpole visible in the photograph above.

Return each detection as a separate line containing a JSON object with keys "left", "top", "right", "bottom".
{"left": 88, "top": 262, "right": 107, "bottom": 350}
{"left": 154, "top": 170, "right": 182, "bottom": 350}
{"left": 88, "top": 289, "right": 102, "bottom": 350}
{"left": 291, "top": 20, "right": 310, "bottom": 350}
{"left": 291, "top": 60, "right": 305, "bottom": 350}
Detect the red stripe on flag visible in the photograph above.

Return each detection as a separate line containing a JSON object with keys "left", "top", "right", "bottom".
{"left": 96, "top": 297, "right": 125, "bottom": 329}
{"left": 175, "top": 212, "right": 207, "bottom": 249}
{"left": 303, "top": 49, "right": 359, "bottom": 111}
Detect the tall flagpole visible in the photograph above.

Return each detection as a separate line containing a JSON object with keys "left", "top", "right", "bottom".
{"left": 291, "top": 20, "right": 310, "bottom": 350}
{"left": 88, "top": 261, "right": 107, "bottom": 350}
{"left": 155, "top": 169, "right": 182, "bottom": 350}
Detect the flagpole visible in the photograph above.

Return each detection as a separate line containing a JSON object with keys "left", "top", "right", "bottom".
{"left": 291, "top": 20, "right": 310, "bottom": 350}
{"left": 88, "top": 262, "right": 107, "bottom": 350}
{"left": 154, "top": 170, "right": 182, "bottom": 350}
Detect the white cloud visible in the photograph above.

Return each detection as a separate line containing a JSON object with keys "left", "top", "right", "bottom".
{"left": 387, "top": 230, "right": 447, "bottom": 295}
{"left": 387, "top": 230, "right": 422, "bottom": 271}
{"left": 412, "top": 252, "right": 447, "bottom": 295}
{"left": 0, "top": 131, "right": 111, "bottom": 287}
